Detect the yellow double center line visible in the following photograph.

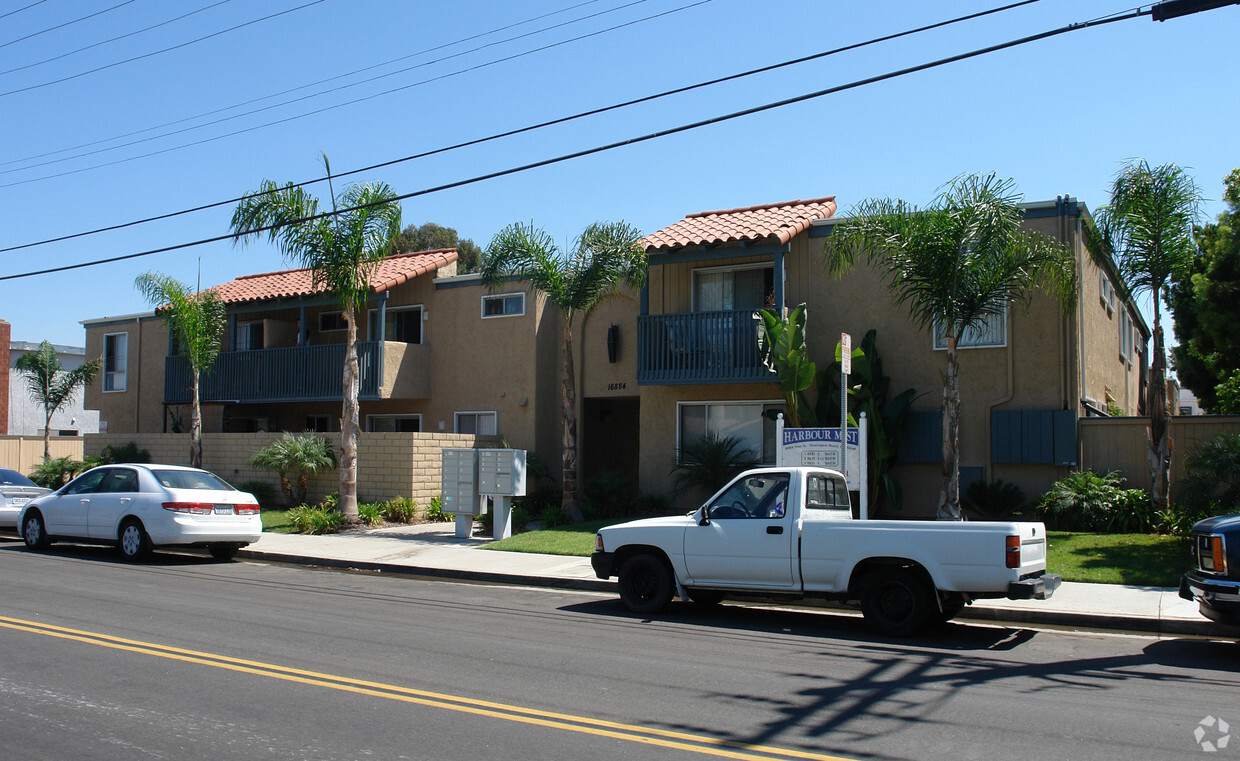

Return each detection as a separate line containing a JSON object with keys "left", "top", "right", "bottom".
{"left": 0, "top": 615, "right": 858, "bottom": 761}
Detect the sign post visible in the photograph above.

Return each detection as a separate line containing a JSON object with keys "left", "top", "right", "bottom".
{"left": 840, "top": 332, "right": 851, "bottom": 486}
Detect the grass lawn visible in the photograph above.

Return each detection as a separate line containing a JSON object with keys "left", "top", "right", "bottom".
{"left": 484, "top": 522, "right": 1193, "bottom": 588}
{"left": 481, "top": 519, "right": 619, "bottom": 556}
{"left": 261, "top": 509, "right": 295, "bottom": 533}
{"left": 1047, "top": 531, "right": 1190, "bottom": 587}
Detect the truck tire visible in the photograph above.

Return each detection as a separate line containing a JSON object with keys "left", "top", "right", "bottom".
{"left": 860, "top": 568, "right": 932, "bottom": 636}
{"left": 618, "top": 553, "right": 673, "bottom": 614}
{"left": 937, "top": 592, "right": 966, "bottom": 624}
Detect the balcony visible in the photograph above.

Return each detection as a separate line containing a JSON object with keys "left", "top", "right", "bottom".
{"left": 636, "top": 309, "right": 778, "bottom": 385}
{"left": 165, "top": 342, "right": 384, "bottom": 404}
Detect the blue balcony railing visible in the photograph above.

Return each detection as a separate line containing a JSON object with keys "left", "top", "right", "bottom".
{"left": 636, "top": 309, "right": 778, "bottom": 385}
{"left": 165, "top": 342, "right": 382, "bottom": 404}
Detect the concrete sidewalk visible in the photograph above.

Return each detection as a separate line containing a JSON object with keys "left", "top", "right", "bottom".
{"left": 239, "top": 522, "right": 1235, "bottom": 638}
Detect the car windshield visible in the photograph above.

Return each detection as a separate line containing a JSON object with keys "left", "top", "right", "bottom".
{"left": 151, "top": 469, "right": 235, "bottom": 491}
{"left": 0, "top": 469, "right": 38, "bottom": 487}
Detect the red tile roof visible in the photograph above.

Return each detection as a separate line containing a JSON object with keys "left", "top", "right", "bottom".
{"left": 205, "top": 248, "right": 458, "bottom": 305}
{"left": 643, "top": 197, "right": 837, "bottom": 251}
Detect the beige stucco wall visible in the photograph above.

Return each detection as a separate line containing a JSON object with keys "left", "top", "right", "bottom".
{"left": 83, "top": 314, "right": 171, "bottom": 435}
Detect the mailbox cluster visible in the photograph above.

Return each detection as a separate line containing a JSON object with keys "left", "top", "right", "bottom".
{"left": 441, "top": 448, "right": 527, "bottom": 539}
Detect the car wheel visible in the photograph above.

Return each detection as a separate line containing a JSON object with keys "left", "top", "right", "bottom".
{"left": 22, "top": 511, "right": 50, "bottom": 550}
{"left": 685, "top": 588, "right": 724, "bottom": 605}
{"left": 617, "top": 553, "right": 673, "bottom": 614}
{"left": 118, "top": 519, "right": 152, "bottom": 561}
{"left": 208, "top": 544, "right": 240, "bottom": 561}
{"left": 860, "top": 568, "right": 933, "bottom": 636}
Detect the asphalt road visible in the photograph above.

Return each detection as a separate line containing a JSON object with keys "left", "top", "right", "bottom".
{"left": 1, "top": 538, "right": 1236, "bottom": 761}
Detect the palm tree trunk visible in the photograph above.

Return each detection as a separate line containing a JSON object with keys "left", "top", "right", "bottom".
{"left": 1148, "top": 312, "right": 1172, "bottom": 511}
{"left": 190, "top": 369, "right": 203, "bottom": 469}
{"left": 561, "top": 326, "right": 582, "bottom": 522}
{"left": 42, "top": 405, "right": 52, "bottom": 460}
{"left": 339, "top": 304, "right": 361, "bottom": 520}
{"left": 938, "top": 338, "right": 963, "bottom": 520}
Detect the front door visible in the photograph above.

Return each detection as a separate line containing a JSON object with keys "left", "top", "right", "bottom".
{"left": 683, "top": 472, "right": 796, "bottom": 588}
{"left": 41, "top": 468, "right": 107, "bottom": 536}
{"left": 88, "top": 467, "right": 140, "bottom": 540}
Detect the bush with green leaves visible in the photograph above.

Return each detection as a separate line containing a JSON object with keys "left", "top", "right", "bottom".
{"left": 287, "top": 506, "right": 346, "bottom": 534}
{"left": 671, "top": 433, "right": 759, "bottom": 499}
{"left": 1038, "top": 471, "right": 1125, "bottom": 532}
{"left": 425, "top": 494, "right": 451, "bottom": 522}
{"left": 84, "top": 441, "right": 151, "bottom": 469}
{"left": 357, "top": 502, "right": 385, "bottom": 527}
{"left": 538, "top": 502, "right": 569, "bottom": 528}
{"left": 1176, "top": 432, "right": 1240, "bottom": 515}
{"left": 633, "top": 492, "right": 674, "bottom": 517}
{"left": 380, "top": 496, "right": 419, "bottom": 523}
{"left": 249, "top": 433, "right": 337, "bottom": 507}
{"left": 580, "top": 470, "right": 633, "bottom": 520}
{"left": 28, "top": 456, "right": 86, "bottom": 488}
{"left": 962, "top": 479, "right": 1026, "bottom": 520}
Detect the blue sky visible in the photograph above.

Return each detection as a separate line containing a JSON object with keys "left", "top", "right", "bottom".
{"left": 2, "top": 0, "right": 1236, "bottom": 347}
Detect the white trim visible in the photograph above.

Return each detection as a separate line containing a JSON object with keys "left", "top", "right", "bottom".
{"left": 366, "top": 413, "right": 423, "bottom": 433}
{"left": 675, "top": 399, "right": 783, "bottom": 463}
{"left": 481, "top": 292, "right": 525, "bottom": 319}
{"left": 454, "top": 410, "right": 498, "bottom": 435}
{"left": 102, "top": 331, "right": 128, "bottom": 393}
{"left": 367, "top": 303, "right": 424, "bottom": 342}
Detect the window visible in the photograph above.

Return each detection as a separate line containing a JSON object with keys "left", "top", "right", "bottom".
{"left": 692, "top": 264, "right": 774, "bottom": 312}
{"left": 706, "top": 472, "right": 790, "bottom": 519}
{"left": 368, "top": 305, "right": 423, "bottom": 343}
{"left": 455, "top": 411, "right": 497, "bottom": 435}
{"left": 367, "top": 414, "right": 422, "bottom": 432}
{"left": 806, "top": 474, "right": 850, "bottom": 510}
{"left": 678, "top": 401, "right": 783, "bottom": 464}
{"left": 103, "top": 332, "right": 127, "bottom": 392}
{"left": 305, "top": 415, "right": 330, "bottom": 432}
{"left": 933, "top": 306, "right": 1006, "bottom": 350}
{"left": 236, "top": 321, "right": 264, "bottom": 351}
{"left": 319, "top": 312, "right": 346, "bottom": 332}
{"left": 65, "top": 469, "right": 108, "bottom": 495}
{"left": 1100, "top": 272, "right": 1116, "bottom": 316}
{"left": 1119, "top": 309, "right": 1133, "bottom": 362}
{"left": 482, "top": 293, "right": 524, "bottom": 318}
{"left": 101, "top": 468, "right": 140, "bottom": 493}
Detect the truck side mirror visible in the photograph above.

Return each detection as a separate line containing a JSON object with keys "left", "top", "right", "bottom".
{"left": 697, "top": 506, "right": 710, "bottom": 526}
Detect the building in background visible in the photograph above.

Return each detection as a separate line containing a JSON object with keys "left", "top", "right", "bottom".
{"left": 3, "top": 327, "right": 100, "bottom": 438}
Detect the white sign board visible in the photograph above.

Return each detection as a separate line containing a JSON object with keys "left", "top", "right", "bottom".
{"left": 779, "top": 427, "right": 862, "bottom": 491}
{"left": 840, "top": 333, "right": 852, "bottom": 376}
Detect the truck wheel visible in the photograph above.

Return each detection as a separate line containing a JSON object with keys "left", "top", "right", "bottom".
{"left": 937, "top": 593, "right": 966, "bottom": 624}
{"left": 860, "top": 568, "right": 932, "bottom": 636}
{"left": 618, "top": 554, "right": 673, "bottom": 614}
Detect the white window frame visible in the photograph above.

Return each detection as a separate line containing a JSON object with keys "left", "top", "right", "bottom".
{"left": 367, "top": 304, "right": 424, "bottom": 343}
{"left": 932, "top": 305, "right": 1007, "bottom": 350}
{"left": 481, "top": 293, "right": 525, "bottom": 319}
{"left": 454, "top": 411, "right": 498, "bottom": 435}
{"left": 1119, "top": 309, "right": 1134, "bottom": 364}
{"left": 235, "top": 320, "right": 263, "bottom": 351}
{"left": 1100, "top": 271, "right": 1116, "bottom": 316}
{"left": 103, "top": 332, "right": 128, "bottom": 392}
{"left": 676, "top": 399, "right": 783, "bottom": 465}
{"left": 318, "top": 311, "right": 346, "bottom": 333}
{"left": 366, "top": 414, "right": 423, "bottom": 433}
{"left": 691, "top": 262, "right": 775, "bottom": 312}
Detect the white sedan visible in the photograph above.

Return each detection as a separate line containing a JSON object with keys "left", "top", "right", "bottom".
{"left": 0, "top": 468, "right": 51, "bottom": 529}
{"left": 19, "top": 464, "right": 261, "bottom": 561}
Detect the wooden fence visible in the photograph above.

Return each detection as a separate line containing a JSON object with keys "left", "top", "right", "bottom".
{"left": 0, "top": 436, "right": 85, "bottom": 475}
{"left": 1079, "top": 415, "right": 1240, "bottom": 491}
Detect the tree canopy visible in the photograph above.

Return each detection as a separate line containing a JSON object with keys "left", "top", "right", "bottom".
{"left": 1169, "top": 168, "right": 1240, "bottom": 412}
{"left": 395, "top": 222, "right": 483, "bottom": 272}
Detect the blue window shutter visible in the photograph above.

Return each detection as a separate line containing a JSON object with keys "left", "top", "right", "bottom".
{"left": 898, "top": 410, "right": 941, "bottom": 463}
{"left": 1053, "top": 410, "right": 1078, "bottom": 466}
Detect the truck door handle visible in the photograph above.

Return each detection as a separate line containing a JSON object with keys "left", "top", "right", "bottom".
{"left": 766, "top": 525, "right": 783, "bottom": 534}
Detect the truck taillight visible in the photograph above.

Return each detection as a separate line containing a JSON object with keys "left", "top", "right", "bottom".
{"left": 1006, "top": 535, "right": 1021, "bottom": 569}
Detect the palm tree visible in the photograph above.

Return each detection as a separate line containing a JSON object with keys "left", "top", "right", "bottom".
{"left": 249, "top": 433, "right": 338, "bottom": 506}
{"left": 823, "top": 173, "right": 1075, "bottom": 520}
{"left": 14, "top": 341, "right": 101, "bottom": 459}
{"left": 135, "top": 271, "right": 227, "bottom": 469}
{"left": 229, "top": 154, "right": 402, "bottom": 521}
{"left": 1088, "top": 161, "right": 1202, "bottom": 511}
{"left": 479, "top": 221, "right": 646, "bottom": 522}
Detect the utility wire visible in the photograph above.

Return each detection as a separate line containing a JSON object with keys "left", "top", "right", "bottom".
{"left": 0, "top": 0, "right": 137, "bottom": 49}
{"left": 0, "top": 0, "right": 700, "bottom": 182}
{"left": 0, "top": 0, "right": 1042, "bottom": 254}
{"left": 0, "top": 0, "right": 50, "bottom": 22}
{"left": 0, "top": 0, "right": 237, "bottom": 78}
{"left": 0, "top": 5, "right": 1147, "bottom": 282}
{"left": 0, "top": 0, "right": 329, "bottom": 98}
{"left": 1, "top": 0, "right": 662, "bottom": 174}
{"left": 0, "top": 0, "right": 609, "bottom": 167}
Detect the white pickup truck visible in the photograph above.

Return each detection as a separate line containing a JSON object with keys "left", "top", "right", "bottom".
{"left": 591, "top": 467, "right": 1060, "bottom": 635}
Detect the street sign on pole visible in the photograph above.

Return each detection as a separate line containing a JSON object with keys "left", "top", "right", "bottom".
{"left": 839, "top": 332, "right": 851, "bottom": 484}
{"left": 840, "top": 332, "right": 852, "bottom": 375}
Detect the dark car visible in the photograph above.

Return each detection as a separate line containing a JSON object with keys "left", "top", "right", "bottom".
{"left": 1179, "top": 513, "right": 1240, "bottom": 627}
{"left": 0, "top": 468, "right": 52, "bottom": 529}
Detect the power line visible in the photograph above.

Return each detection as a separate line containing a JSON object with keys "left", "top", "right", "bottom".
{"left": 0, "top": 0, "right": 610, "bottom": 168}
{"left": 0, "top": 0, "right": 137, "bottom": 49}
{"left": 0, "top": 1, "right": 51, "bottom": 22}
{"left": 0, "top": 0, "right": 329, "bottom": 98}
{"left": 0, "top": 0, "right": 1042, "bottom": 254}
{"left": 0, "top": 5, "right": 1146, "bottom": 282}
{"left": 0, "top": 0, "right": 237, "bottom": 78}
{"left": 0, "top": 0, "right": 663, "bottom": 175}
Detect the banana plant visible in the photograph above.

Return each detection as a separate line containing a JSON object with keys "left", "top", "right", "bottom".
{"left": 757, "top": 303, "right": 815, "bottom": 427}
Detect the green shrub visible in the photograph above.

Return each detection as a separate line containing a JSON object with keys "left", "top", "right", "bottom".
{"left": 510, "top": 505, "right": 529, "bottom": 531}
{"left": 634, "top": 492, "right": 673, "bottom": 517}
{"left": 671, "top": 433, "right": 759, "bottom": 498}
{"left": 476, "top": 509, "right": 493, "bottom": 531}
{"left": 249, "top": 433, "right": 337, "bottom": 506}
{"left": 236, "top": 480, "right": 278, "bottom": 508}
{"left": 1107, "top": 488, "right": 1158, "bottom": 533}
{"left": 84, "top": 442, "right": 151, "bottom": 469}
{"left": 287, "top": 506, "right": 345, "bottom": 534}
{"left": 539, "top": 502, "right": 569, "bottom": 528}
{"left": 1176, "top": 433, "right": 1240, "bottom": 515}
{"left": 381, "top": 496, "right": 419, "bottom": 523}
{"left": 316, "top": 491, "right": 340, "bottom": 510}
{"left": 28, "top": 457, "right": 86, "bottom": 488}
{"left": 963, "top": 479, "right": 1026, "bottom": 520}
{"left": 357, "top": 502, "right": 386, "bottom": 526}
{"left": 1157, "top": 503, "right": 1217, "bottom": 537}
{"left": 1038, "top": 471, "right": 1124, "bottom": 532}
{"left": 580, "top": 470, "right": 633, "bottom": 521}
{"left": 425, "top": 494, "right": 451, "bottom": 522}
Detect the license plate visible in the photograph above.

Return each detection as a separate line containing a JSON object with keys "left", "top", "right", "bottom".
{"left": 213, "top": 505, "right": 234, "bottom": 515}
{"left": 11, "top": 498, "right": 28, "bottom": 506}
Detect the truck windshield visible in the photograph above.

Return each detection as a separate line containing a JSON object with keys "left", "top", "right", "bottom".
{"left": 708, "top": 473, "right": 790, "bottom": 519}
